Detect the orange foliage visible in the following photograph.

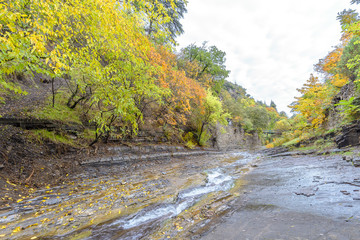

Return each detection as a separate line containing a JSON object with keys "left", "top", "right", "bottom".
{"left": 266, "top": 107, "right": 278, "bottom": 113}
{"left": 319, "top": 46, "right": 349, "bottom": 88}
{"left": 181, "top": 60, "right": 213, "bottom": 88}
{"left": 322, "top": 48, "right": 343, "bottom": 73}
{"left": 148, "top": 46, "right": 206, "bottom": 126}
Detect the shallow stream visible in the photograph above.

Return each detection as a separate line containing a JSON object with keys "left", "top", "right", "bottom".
{"left": 0, "top": 151, "right": 258, "bottom": 240}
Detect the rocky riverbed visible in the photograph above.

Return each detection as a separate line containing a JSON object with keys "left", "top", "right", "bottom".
{"left": 2, "top": 148, "right": 360, "bottom": 239}
{"left": 0, "top": 150, "right": 259, "bottom": 239}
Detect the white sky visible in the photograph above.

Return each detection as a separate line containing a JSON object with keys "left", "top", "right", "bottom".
{"left": 176, "top": 0, "right": 357, "bottom": 115}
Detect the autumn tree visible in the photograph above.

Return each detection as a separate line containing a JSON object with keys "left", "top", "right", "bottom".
{"left": 290, "top": 74, "right": 331, "bottom": 128}
{"left": 274, "top": 119, "right": 291, "bottom": 132}
{"left": 0, "top": 0, "right": 46, "bottom": 104}
{"left": 0, "top": 0, "right": 187, "bottom": 142}
{"left": 190, "top": 90, "right": 230, "bottom": 145}
{"left": 145, "top": 45, "right": 206, "bottom": 131}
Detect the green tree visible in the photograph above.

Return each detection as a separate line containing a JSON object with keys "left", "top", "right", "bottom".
{"left": 270, "top": 100, "right": 277, "bottom": 110}
{"left": 181, "top": 42, "right": 230, "bottom": 93}
{"left": 132, "top": 0, "right": 187, "bottom": 43}
{"left": 245, "top": 106, "right": 269, "bottom": 131}
{"left": 274, "top": 119, "right": 291, "bottom": 132}
{"left": 193, "top": 90, "right": 230, "bottom": 145}
{"left": 337, "top": 9, "right": 359, "bottom": 29}
{"left": 338, "top": 36, "right": 360, "bottom": 81}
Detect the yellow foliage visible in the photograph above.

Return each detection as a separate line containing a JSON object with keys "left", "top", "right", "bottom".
{"left": 330, "top": 74, "right": 348, "bottom": 88}
{"left": 266, "top": 143, "right": 275, "bottom": 148}
{"left": 322, "top": 48, "right": 343, "bottom": 73}
{"left": 290, "top": 74, "right": 330, "bottom": 128}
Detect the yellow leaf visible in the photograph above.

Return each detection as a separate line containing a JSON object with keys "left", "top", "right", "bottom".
{"left": 6, "top": 180, "right": 16, "bottom": 187}
{"left": 13, "top": 226, "right": 21, "bottom": 233}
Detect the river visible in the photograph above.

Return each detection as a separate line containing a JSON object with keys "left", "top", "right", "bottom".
{"left": 3, "top": 149, "right": 360, "bottom": 239}
{"left": 0, "top": 151, "right": 259, "bottom": 239}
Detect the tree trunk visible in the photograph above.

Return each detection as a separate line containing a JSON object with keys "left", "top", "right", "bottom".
{"left": 198, "top": 122, "right": 205, "bottom": 143}
{"left": 51, "top": 78, "right": 56, "bottom": 107}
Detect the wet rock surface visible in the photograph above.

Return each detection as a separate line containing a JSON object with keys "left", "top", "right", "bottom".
{"left": 3, "top": 149, "right": 360, "bottom": 239}
{"left": 202, "top": 153, "right": 360, "bottom": 240}
{"left": 0, "top": 151, "right": 258, "bottom": 239}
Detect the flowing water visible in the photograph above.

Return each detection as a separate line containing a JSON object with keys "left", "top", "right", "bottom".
{"left": 85, "top": 152, "right": 256, "bottom": 240}
{"left": 0, "top": 151, "right": 258, "bottom": 240}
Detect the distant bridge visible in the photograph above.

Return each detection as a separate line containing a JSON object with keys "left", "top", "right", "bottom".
{"left": 263, "top": 130, "right": 283, "bottom": 136}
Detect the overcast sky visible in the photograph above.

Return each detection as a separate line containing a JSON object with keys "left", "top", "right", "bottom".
{"left": 176, "top": 0, "right": 357, "bottom": 115}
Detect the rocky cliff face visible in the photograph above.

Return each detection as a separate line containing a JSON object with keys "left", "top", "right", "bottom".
{"left": 213, "top": 124, "right": 261, "bottom": 150}
{"left": 324, "top": 81, "right": 360, "bottom": 148}
{"left": 335, "top": 120, "right": 360, "bottom": 148}
{"left": 324, "top": 81, "right": 356, "bottom": 130}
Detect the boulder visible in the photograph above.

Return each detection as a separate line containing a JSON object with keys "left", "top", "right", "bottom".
{"left": 353, "top": 158, "right": 360, "bottom": 167}
{"left": 343, "top": 156, "right": 353, "bottom": 162}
